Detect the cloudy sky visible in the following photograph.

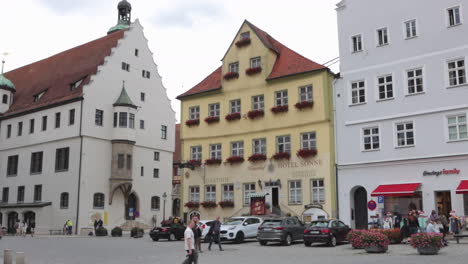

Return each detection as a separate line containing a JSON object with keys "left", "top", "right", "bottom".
{"left": 1, "top": 0, "right": 339, "bottom": 121}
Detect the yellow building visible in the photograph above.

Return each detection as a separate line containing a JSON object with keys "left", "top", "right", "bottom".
{"left": 177, "top": 20, "right": 336, "bottom": 222}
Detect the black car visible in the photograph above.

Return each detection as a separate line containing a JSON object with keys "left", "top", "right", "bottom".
{"left": 149, "top": 223, "right": 185, "bottom": 241}
{"left": 257, "top": 217, "right": 306, "bottom": 246}
{"left": 303, "top": 219, "right": 350, "bottom": 247}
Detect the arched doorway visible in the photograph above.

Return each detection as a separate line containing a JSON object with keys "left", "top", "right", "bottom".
{"left": 23, "top": 211, "right": 36, "bottom": 225}
{"left": 353, "top": 187, "right": 368, "bottom": 230}
{"left": 126, "top": 193, "right": 139, "bottom": 220}
{"left": 172, "top": 198, "right": 180, "bottom": 217}
{"left": 7, "top": 212, "right": 18, "bottom": 234}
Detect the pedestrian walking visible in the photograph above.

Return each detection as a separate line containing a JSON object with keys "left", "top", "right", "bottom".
{"left": 94, "top": 219, "right": 99, "bottom": 234}
{"left": 208, "top": 216, "right": 223, "bottom": 251}
{"left": 14, "top": 220, "right": 20, "bottom": 236}
{"left": 66, "top": 219, "right": 73, "bottom": 235}
{"left": 430, "top": 210, "right": 439, "bottom": 222}
{"left": 21, "top": 221, "right": 27, "bottom": 237}
{"left": 408, "top": 211, "right": 419, "bottom": 236}
{"left": 30, "top": 221, "right": 35, "bottom": 237}
{"left": 182, "top": 220, "right": 198, "bottom": 264}
{"left": 191, "top": 216, "right": 203, "bottom": 253}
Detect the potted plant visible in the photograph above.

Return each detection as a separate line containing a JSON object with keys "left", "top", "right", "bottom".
{"left": 248, "top": 153, "right": 267, "bottom": 162}
{"left": 361, "top": 231, "right": 389, "bottom": 253}
{"left": 95, "top": 227, "right": 108, "bottom": 237}
{"left": 205, "top": 158, "right": 222, "bottom": 165}
{"left": 218, "top": 200, "right": 235, "bottom": 208}
{"left": 247, "top": 109, "right": 264, "bottom": 119}
{"left": 204, "top": 116, "right": 220, "bottom": 124}
{"left": 271, "top": 105, "right": 289, "bottom": 114}
{"left": 130, "top": 227, "right": 144, "bottom": 238}
{"left": 297, "top": 148, "right": 318, "bottom": 159}
{"left": 185, "top": 119, "right": 200, "bottom": 127}
{"left": 235, "top": 38, "right": 251, "bottom": 47}
{"left": 200, "top": 201, "right": 218, "bottom": 209}
{"left": 111, "top": 227, "right": 123, "bottom": 237}
{"left": 223, "top": 72, "right": 239, "bottom": 80}
{"left": 225, "top": 112, "right": 241, "bottom": 121}
{"left": 272, "top": 152, "right": 291, "bottom": 161}
{"left": 369, "top": 228, "right": 402, "bottom": 244}
{"left": 246, "top": 67, "right": 262, "bottom": 75}
{"left": 188, "top": 159, "right": 202, "bottom": 167}
{"left": 226, "top": 156, "right": 244, "bottom": 164}
{"left": 410, "top": 232, "right": 444, "bottom": 255}
{"left": 184, "top": 201, "right": 200, "bottom": 209}
{"left": 346, "top": 229, "right": 366, "bottom": 249}
{"left": 295, "top": 101, "right": 314, "bottom": 110}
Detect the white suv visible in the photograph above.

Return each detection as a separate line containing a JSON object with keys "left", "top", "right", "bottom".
{"left": 219, "top": 217, "right": 263, "bottom": 243}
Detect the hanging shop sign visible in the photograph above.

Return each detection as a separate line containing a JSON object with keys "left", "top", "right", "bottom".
{"left": 367, "top": 200, "right": 377, "bottom": 211}
{"left": 423, "top": 168, "right": 460, "bottom": 176}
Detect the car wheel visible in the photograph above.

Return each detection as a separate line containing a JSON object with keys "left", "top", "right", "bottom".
{"left": 283, "top": 234, "right": 292, "bottom": 246}
{"left": 328, "top": 236, "right": 337, "bottom": 247}
{"left": 152, "top": 237, "right": 159, "bottom": 242}
{"left": 169, "top": 233, "right": 176, "bottom": 241}
{"left": 304, "top": 241, "right": 312, "bottom": 247}
{"left": 235, "top": 232, "right": 244, "bottom": 243}
{"left": 259, "top": 240, "right": 267, "bottom": 246}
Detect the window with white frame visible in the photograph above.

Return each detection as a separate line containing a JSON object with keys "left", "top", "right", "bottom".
{"left": 448, "top": 59, "right": 466, "bottom": 87}
{"left": 210, "top": 144, "right": 222, "bottom": 159}
{"left": 378, "top": 75, "right": 394, "bottom": 100}
{"left": 231, "top": 141, "right": 244, "bottom": 157}
{"left": 363, "top": 127, "right": 380, "bottom": 150}
{"left": 230, "top": 99, "right": 241, "bottom": 113}
{"left": 189, "top": 186, "right": 200, "bottom": 202}
{"left": 405, "top": 19, "right": 417, "bottom": 38}
{"left": 448, "top": 6, "right": 461, "bottom": 27}
{"left": 209, "top": 103, "right": 220, "bottom": 117}
{"left": 351, "top": 35, "right": 362, "bottom": 52}
{"left": 311, "top": 179, "right": 325, "bottom": 203}
{"left": 276, "top": 135, "right": 291, "bottom": 153}
{"left": 244, "top": 183, "right": 255, "bottom": 206}
{"left": 250, "top": 57, "right": 261, "bottom": 68}
{"left": 299, "top": 85, "right": 313, "bottom": 102}
{"left": 377, "top": 27, "right": 389, "bottom": 46}
{"left": 275, "top": 90, "right": 288, "bottom": 106}
{"left": 448, "top": 114, "right": 467, "bottom": 141}
{"left": 191, "top": 146, "right": 202, "bottom": 161}
{"left": 189, "top": 106, "right": 200, "bottom": 120}
{"left": 252, "top": 95, "right": 264, "bottom": 111}
{"left": 289, "top": 180, "right": 302, "bottom": 205}
{"left": 241, "top": 32, "right": 250, "bottom": 40}
{"left": 229, "top": 62, "right": 239, "bottom": 73}
{"left": 407, "top": 68, "right": 424, "bottom": 94}
{"left": 396, "top": 122, "right": 415, "bottom": 147}
{"left": 252, "top": 138, "right": 266, "bottom": 155}
{"left": 223, "top": 184, "right": 234, "bottom": 201}
{"left": 205, "top": 185, "right": 216, "bottom": 202}
{"left": 351, "top": 81, "right": 366, "bottom": 104}
{"left": 301, "top": 132, "right": 317, "bottom": 150}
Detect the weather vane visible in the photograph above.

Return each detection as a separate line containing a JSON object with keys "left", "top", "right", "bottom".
{"left": 1, "top": 52, "right": 11, "bottom": 74}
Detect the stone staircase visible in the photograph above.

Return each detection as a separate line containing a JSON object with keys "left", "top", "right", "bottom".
{"left": 119, "top": 220, "right": 151, "bottom": 231}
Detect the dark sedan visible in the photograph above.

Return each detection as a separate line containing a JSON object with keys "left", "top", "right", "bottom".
{"left": 257, "top": 217, "right": 306, "bottom": 246}
{"left": 149, "top": 223, "right": 185, "bottom": 241}
{"left": 303, "top": 219, "right": 350, "bottom": 247}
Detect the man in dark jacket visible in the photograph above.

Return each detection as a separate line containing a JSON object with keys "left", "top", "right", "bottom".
{"left": 192, "top": 216, "right": 203, "bottom": 253}
{"left": 208, "top": 216, "right": 223, "bottom": 251}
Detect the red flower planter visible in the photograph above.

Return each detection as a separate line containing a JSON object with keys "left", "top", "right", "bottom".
{"left": 201, "top": 201, "right": 218, "bottom": 209}
{"left": 248, "top": 153, "right": 267, "bottom": 162}
{"left": 272, "top": 152, "right": 291, "bottom": 160}
{"left": 235, "top": 38, "right": 251, "bottom": 48}
{"left": 226, "top": 156, "right": 244, "bottom": 164}
{"left": 205, "top": 158, "right": 222, "bottom": 165}
{"left": 225, "top": 112, "right": 241, "bottom": 121}
{"left": 295, "top": 101, "right": 314, "bottom": 110}
{"left": 188, "top": 160, "right": 202, "bottom": 167}
{"left": 246, "top": 67, "right": 262, "bottom": 75}
{"left": 204, "top": 116, "right": 220, "bottom": 124}
{"left": 223, "top": 72, "right": 239, "bottom": 80}
{"left": 218, "top": 200, "right": 235, "bottom": 208}
{"left": 184, "top": 202, "right": 200, "bottom": 209}
{"left": 185, "top": 119, "right": 200, "bottom": 126}
{"left": 247, "top": 110, "right": 264, "bottom": 119}
{"left": 271, "top": 105, "right": 289, "bottom": 114}
{"left": 297, "top": 148, "right": 318, "bottom": 158}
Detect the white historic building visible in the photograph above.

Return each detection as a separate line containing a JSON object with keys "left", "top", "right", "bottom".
{"left": 0, "top": 0, "right": 175, "bottom": 234}
{"left": 335, "top": 0, "right": 468, "bottom": 229}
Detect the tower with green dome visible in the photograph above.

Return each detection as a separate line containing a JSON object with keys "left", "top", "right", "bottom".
{"left": 108, "top": 0, "right": 132, "bottom": 34}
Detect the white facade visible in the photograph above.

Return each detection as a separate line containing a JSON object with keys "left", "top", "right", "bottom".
{"left": 335, "top": 0, "right": 468, "bottom": 228}
{"left": 0, "top": 20, "right": 175, "bottom": 234}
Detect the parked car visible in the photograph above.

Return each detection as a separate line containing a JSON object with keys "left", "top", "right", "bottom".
{"left": 220, "top": 217, "right": 263, "bottom": 243}
{"left": 303, "top": 219, "right": 351, "bottom": 247}
{"left": 199, "top": 220, "right": 215, "bottom": 242}
{"left": 149, "top": 223, "right": 185, "bottom": 241}
{"left": 257, "top": 217, "right": 306, "bottom": 246}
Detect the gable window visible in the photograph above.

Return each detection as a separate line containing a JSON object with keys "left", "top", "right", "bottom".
{"left": 191, "top": 146, "right": 202, "bottom": 160}
{"left": 189, "top": 186, "right": 200, "bottom": 202}
{"left": 243, "top": 183, "right": 255, "bottom": 206}
{"left": 448, "top": 6, "right": 461, "bottom": 27}
{"left": 6, "top": 124, "right": 11, "bottom": 138}
{"left": 95, "top": 109, "right": 104, "bottom": 126}
{"left": 209, "top": 103, "right": 220, "bottom": 117}
{"left": 153, "top": 168, "right": 159, "bottom": 178}
{"left": 119, "top": 112, "right": 128, "bottom": 128}
{"left": 222, "top": 184, "right": 234, "bottom": 201}
{"left": 34, "top": 185, "right": 42, "bottom": 202}
{"left": 378, "top": 75, "right": 394, "bottom": 100}
{"left": 231, "top": 141, "right": 244, "bottom": 157}
{"left": 55, "top": 147, "right": 70, "bottom": 171}
{"left": 210, "top": 144, "right": 222, "bottom": 160}
{"left": 189, "top": 106, "right": 200, "bottom": 120}
{"left": 230, "top": 99, "right": 241, "bottom": 114}
{"left": 151, "top": 196, "right": 160, "bottom": 210}
{"left": 121, "top": 62, "right": 130, "bottom": 72}
{"left": 69, "top": 109, "right": 75, "bottom": 125}
{"left": 351, "top": 35, "right": 362, "bottom": 52}
{"left": 407, "top": 68, "right": 424, "bottom": 94}
{"left": 363, "top": 127, "right": 380, "bottom": 151}
{"left": 30, "top": 151, "right": 43, "bottom": 174}
{"left": 301, "top": 132, "right": 316, "bottom": 150}
{"left": 289, "top": 180, "right": 302, "bottom": 205}
{"left": 448, "top": 114, "right": 467, "bottom": 141}
{"left": 154, "top": 151, "right": 160, "bottom": 161}
{"left": 351, "top": 80, "right": 366, "bottom": 105}
{"left": 140, "top": 120, "right": 145, "bottom": 129}
{"left": 252, "top": 95, "right": 264, "bottom": 111}
{"left": 405, "top": 19, "right": 417, "bottom": 38}
{"left": 7, "top": 155, "right": 19, "bottom": 176}
{"left": 135, "top": 49, "right": 139, "bottom": 57}
{"left": 299, "top": 85, "right": 313, "bottom": 102}
{"left": 448, "top": 59, "right": 466, "bottom": 87}
{"left": 250, "top": 57, "right": 261, "bottom": 68}
{"left": 55, "top": 112, "right": 61, "bottom": 128}
{"left": 42, "top": 116, "right": 47, "bottom": 131}
{"left": 229, "top": 62, "right": 239, "bottom": 73}
{"left": 117, "top": 154, "right": 125, "bottom": 169}
{"left": 140, "top": 166, "right": 144, "bottom": 177}
{"left": 17, "top": 122, "right": 23, "bottom": 136}
{"left": 253, "top": 138, "right": 266, "bottom": 155}
{"left": 60, "top": 192, "right": 69, "bottom": 209}
{"left": 276, "top": 135, "right": 291, "bottom": 153}
{"left": 129, "top": 113, "right": 135, "bottom": 129}
{"left": 140, "top": 92, "right": 145, "bottom": 102}
{"left": 377, "top": 27, "right": 389, "bottom": 46}
{"left": 205, "top": 185, "right": 216, "bottom": 202}
{"left": 142, "top": 70, "right": 151, "bottom": 79}
{"left": 2, "top": 94, "right": 7, "bottom": 104}
{"left": 2, "top": 187, "right": 9, "bottom": 202}
{"left": 29, "top": 119, "right": 35, "bottom": 134}
{"left": 17, "top": 186, "right": 25, "bottom": 203}
{"left": 396, "top": 122, "right": 415, "bottom": 147}
{"left": 93, "top": 193, "right": 105, "bottom": 209}
{"left": 161, "top": 125, "right": 167, "bottom": 139}
{"left": 275, "top": 90, "right": 288, "bottom": 106}
{"left": 311, "top": 179, "right": 325, "bottom": 203}
{"left": 241, "top": 32, "right": 250, "bottom": 40}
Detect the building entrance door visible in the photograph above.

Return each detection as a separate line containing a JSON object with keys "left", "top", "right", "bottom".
{"left": 353, "top": 187, "right": 368, "bottom": 230}
{"left": 7, "top": 212, "right": 18, "bottom": 234}
{"left": 126, "top": 193, "right": 138, "bottom": 220}
{"left": 435, "top": 191, "right": 452, "bottom": 218}
{"left": 272, "top": 187, "right": 279, "bottom": 208}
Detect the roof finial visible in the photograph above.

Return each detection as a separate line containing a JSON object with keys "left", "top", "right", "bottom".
{"left": 122, "top": 80, "right": 125, "bottom": 88}
{"left": 1, "top": 52, "right": 11, "bottom": 74}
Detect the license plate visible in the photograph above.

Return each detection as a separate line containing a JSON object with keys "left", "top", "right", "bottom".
{"left": 263, "top": 228, "right": 272, "bottom": 231}
{"left": 310, "top": 231, "right": 320, "bottom": 234}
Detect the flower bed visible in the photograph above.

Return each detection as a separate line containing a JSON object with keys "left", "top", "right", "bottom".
{"left": 297, "top": 148, "right": 318, "bottom": 158}
{"left": 201, "top": 201, "right": 218, "bottom": 209}
{"left": 226, "top": 156, "right": 244, "bottom": 164}
{"left": 184, "top": 201, "right": 200, "bottom": 209}
{"left": 271, "top": 152, "right": 291, "bottom": 161}
{"left": 247, "top": 110, "right": 264, "bottom": 119}
{"left": 361, "top": 231, "right": 389, "bottom": 253}
{"left": 295, "top": 101, "right": 314, "bottom": 110}
{"left": 225, "top": 112, "right": 241, "bottom": 121}
{"left": 188, "top": 159, "right": 202, "bottom": 167}
{"left": 235, "top": 38, "right": 251, "bottom": 47}
{"left": 223, "top": 72, "right": 239, "bottom": 80}
{"left": 346, "top": 229, "right": 366, "bottom": 249}
{"left": 246, "top": 67, "right": 262, "bottom": 75}
{"left": 248, "top": 153, "right": 267, "bottom": 162}
{"left": 410, "top": 232, "right": 444, "bottom": 255}
{"left": 204, "top": 116, "right": 220, "bottom": 124}
{"left": 218, "top": 200, "right": 235, "bottom": 208}
{"left": 369, "top": 228, "right": 402, "bottom": 244}
{"left": 271, "top": 105, "right": 289, "bottom": 114}
{"left": 185, "top": 119, "right": 200, "bottom": 127}
{"left": 205, "top": 158, "right": 222, "bottom": 165}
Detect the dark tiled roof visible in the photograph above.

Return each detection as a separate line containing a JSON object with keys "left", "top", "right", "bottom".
{"left": 173, "top": 123, "right": 181, "bottom": 163}
{"left": 176, "top": 67, "right": 222, "bottom": 99}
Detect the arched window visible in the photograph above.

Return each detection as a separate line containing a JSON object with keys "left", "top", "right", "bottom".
{"left": 60, "top": 192, "right": 69, "bottom": 209}
{"left": 93, "top": 193, "right": 105, "bottom": 209}
{"left": 151, "top": 196, "right": 160, "bottom": 210}
{"left": 2, "top": 94, "right": 8, "bottom": 104}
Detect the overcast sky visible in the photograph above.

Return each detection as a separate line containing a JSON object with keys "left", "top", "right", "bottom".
{"left": 1, "top": 0, "right": 339, "bottom": 122}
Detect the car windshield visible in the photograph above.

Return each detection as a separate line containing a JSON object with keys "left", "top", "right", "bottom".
{"left": 223, "top": 218, "right": 244, "bottom": 225}
{"left": 310, "top": 221, "right": 330, "bottom": 227}
{"left": 262, "top": 220, "right": 282, "bottom": 226}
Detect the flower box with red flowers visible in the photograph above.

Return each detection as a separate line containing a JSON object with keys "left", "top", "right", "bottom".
{"left": 204, "top": 116, "right": 220, "bottom": 124}
{"left": 225, "top": 112, "right": 241, "bottom": 121}
{"left": 218, "top": 200, "right": 235, "bottom": 208}
{"left": 223, "top": 72, "right": 239, "bottom": 80}
{"left": 235, "top": 38, "right": 251, "bottom": 48}
{"left": 226, "top": 156, "right": 244, "bottom": 164}
{"left": 184, "top": 201, "right": 200, "bottom": 209}
{"left": 295, "top": 101, "right": 314, "bottom": 110}
{"left": 200, "top": 201, "right": 218, "bottom": 209}
{"left": 246, "top": 67, "right": 262, "bottom": 75}
{"left": 185, "top": 119, "right": 200, "bottom": 127}
{"left": 247, "top": 110, "right": 264, "bottom": 120}
{"left": 188, "top": 160, "right": 202, "bottom": 167}
{"left": 248, "top": 153, "right": 267, "bottom": 162}
{"left": 205, "top": 158, "right": 222, "bottom": 166}
{"left": 271, "top": 105, "right": 289, "bottom": 114}
{"left": 272, "top": 152, "right": 291, "bottom": 161}
{"left": 297, "top": 148, "right": 318, "bottom": 158}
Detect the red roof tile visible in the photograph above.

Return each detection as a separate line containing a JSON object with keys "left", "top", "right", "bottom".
{"left": 2, "top": 30, "right": 126, "bottom": 118}
{"left": 173, "top": 124, "right": 181, "bottom": 163}
{"left": 176, "top": 67, "right": 222, "bottom": 99}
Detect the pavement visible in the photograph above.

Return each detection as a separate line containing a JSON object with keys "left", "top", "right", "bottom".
{"left": 1, "top": 235, "right": 468, "bottom": 264}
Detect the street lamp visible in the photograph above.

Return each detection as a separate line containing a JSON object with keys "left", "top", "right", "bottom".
{"left": 162, "top": 192, "right": 167, "bottom": 222}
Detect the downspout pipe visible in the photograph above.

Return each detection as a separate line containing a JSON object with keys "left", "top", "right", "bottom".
{"left": 75, "top": 98, "right": 84, "bottom": 234}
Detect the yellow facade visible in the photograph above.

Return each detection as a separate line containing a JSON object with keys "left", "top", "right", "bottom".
{"left": 179, "top": 22, "right": 336, "bottom": 221}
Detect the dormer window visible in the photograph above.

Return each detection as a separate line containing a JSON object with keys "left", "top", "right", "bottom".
{"left": 33, "top": 90, "right": 47, "bottom": 102}
{"left": 241, "top": 32, "right": 250, "bottom": 40}
{"left": 70, "top": 76, "right": 87, "bottom": 91}
{"left": 2, "top": 94, "right": 8, "bottom": 104}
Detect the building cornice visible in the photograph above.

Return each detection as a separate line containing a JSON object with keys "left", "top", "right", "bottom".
{"left": 0, "top": 97, "right": 83, "bottom": 121}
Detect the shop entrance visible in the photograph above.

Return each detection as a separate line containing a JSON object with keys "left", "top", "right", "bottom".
{"left": 435, "top": 191, "right": 452, "bottom": 218}
{"left": 353, "top": 187, "right": 368, "bottom": 230}
{"left": 272, "top": 187, "right": 279, "bottom": 208}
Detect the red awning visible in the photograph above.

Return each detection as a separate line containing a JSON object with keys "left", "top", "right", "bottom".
{"left": 371, "top": 183, "right": 421, "bottom": 197}
{"left": 456, "top": 180, "right": 468, "bottom": 194}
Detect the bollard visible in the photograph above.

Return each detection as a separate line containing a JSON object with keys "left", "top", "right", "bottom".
{"left": 16, "top": 252, "right": 25, "bottom": 264}
{"left": 3, "top": 249, "right": 13, "bottom": 264}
